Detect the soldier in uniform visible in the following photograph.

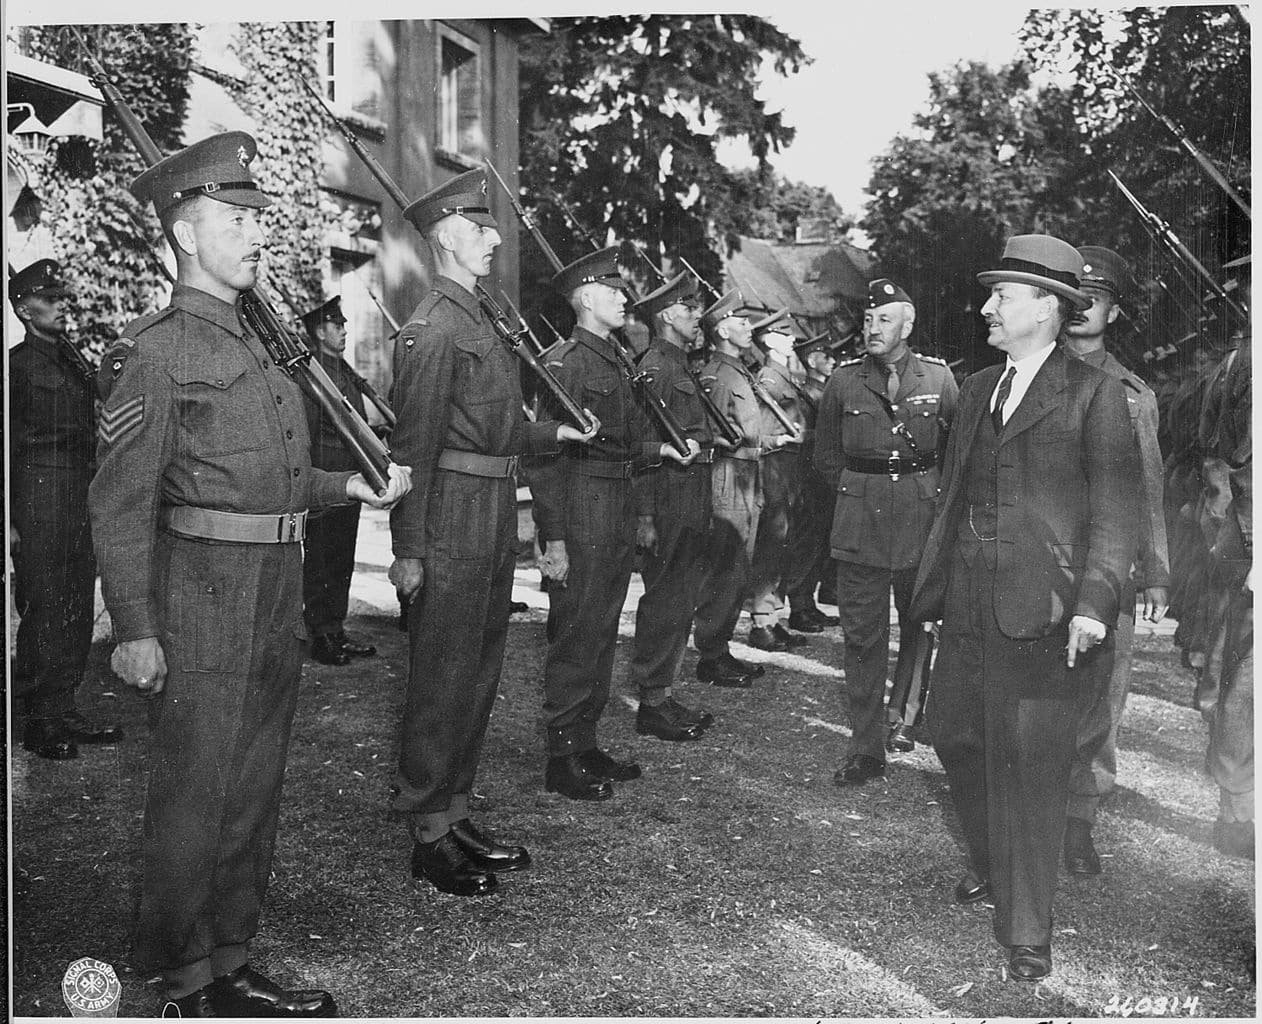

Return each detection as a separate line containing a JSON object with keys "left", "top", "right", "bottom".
{"left": 784, "top": 331, "right": 840, "bottom": 632}
{"left": 89, "top": 132, "right": 410, "bottom": 1017}
{"left": 10, "top": 259, "right": 122, "bottom": 759}
{"left": 692, "top": 291, "right": 799, "bottom": 687}
{"left": 531, "top": 246, "right": 699, "bottom": 800}
{"left": 1060, "top": 246, "right": 1170, "bottom": 875}
{"left": 814, "top": 279, "right": 957, "bottom": 784}
{"left": 299, "top": 296, "right": 378, "bottom": 666}
{"left": 386, "top": 170, "right": 599, "bottom": 892}
{"left": 746, "top": 308, "right": 808, "bottom": 651}
{"left": 626, "top": 272, "right": 718, "bottom": 741}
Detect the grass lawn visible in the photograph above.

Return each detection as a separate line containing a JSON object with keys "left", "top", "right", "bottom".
{"left": 11, "top": 599, "right": 1255, "bottom": 1018}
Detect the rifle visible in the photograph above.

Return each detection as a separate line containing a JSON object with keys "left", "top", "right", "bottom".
{"left": 76, "top": 31, "right": 392, "bottom": 492}
{"left": 484, "top": 162, "right": 692, "bottom": 458}
{"left": 545, "top": 189, "right": 604, "bottom": 253}
{"left": 367, "top": 287, "right": 402, "bottom": 339}
{"left": 1107, "top": 66, "right": 1251, "bottom": 221}
{"left": 1108, "top": 171, "right": 1249, "bottom": 324}
{"left": 299, "top": 75, "right": 593, "bottom": 433}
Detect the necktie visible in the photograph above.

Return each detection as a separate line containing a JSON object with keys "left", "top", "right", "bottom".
{"left": 885, "top": 362, "right": 900, "bottom": 403}
{"left": 992, "top": 365, "right": 1017, "bottom": 434}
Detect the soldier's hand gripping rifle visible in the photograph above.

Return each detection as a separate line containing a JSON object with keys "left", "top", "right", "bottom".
{"left": 483, "top": 161, "right": 692, "bottom": 458}
{"left": 299, "top": 75, "right": 594, "bottom": 434}
{"left": 76, "top": 30, "right": 392, "bottom": 493}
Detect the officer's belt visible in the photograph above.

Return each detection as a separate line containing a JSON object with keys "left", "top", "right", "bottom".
{"left": 574, "top": 458, "right": 635, "bottom": 479}
{"left": 160, "top": 506, "right": 308, "bottom": 544}
{"left": 845, "top": 452, "right": 937, "bottom": 476}
{"left": 720, "top": 445, "right": 762, "bottom": 462}
{"left": 437, "top": 448, "right": 519, "bottom": 478}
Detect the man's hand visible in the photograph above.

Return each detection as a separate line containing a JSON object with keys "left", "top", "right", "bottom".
{"left": 538, "top": 540, "right": 570, "bottom": 587}
{"left": 712, "top": 435, "right": 737, "bottom": 450}
{"left": 635, "top": 515, "right": 658, "bottom": 556}
{"left": 557, "top": 411, "right": 601, "bottom": 445}
{"left": 770, "top": 431, "right": 802, "bottom": 450}
{"left": 1066, "top": 615, "right": 1107, "bottom": 668}
{"left": 661, "top": 438, "right": 701, "bottom": 465}
{"left": 389, "top": 557, "right": 424, "bottom": 599}
{"left": 112, "top": 637, "right": 168, "bottom": 698}
{"left": 1140, "top": 586, "right": 1169, "bottom": 624}
{"left": 348, "top": 462, "right": 412, "bottom": 510}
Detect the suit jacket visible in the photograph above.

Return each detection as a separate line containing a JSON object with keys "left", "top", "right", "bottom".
{"left": 909, "top": 346, "right": 1139, "bottom": 638}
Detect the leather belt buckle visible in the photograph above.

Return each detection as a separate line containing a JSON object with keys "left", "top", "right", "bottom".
{"left": 507, "top": 454, "right": 520, "bottom": 478}
{"left": 279, "top": 513, "right": 299, "bottom": 542}
{"left": 888, "top": 452, "right": 902, "bottom": 481}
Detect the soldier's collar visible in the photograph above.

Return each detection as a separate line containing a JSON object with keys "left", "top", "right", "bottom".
{"left": 171, "top": 283, "right": 249, "bottom": 339}
{"left": 712, "top": 349, "right": 750, "bottom": 373}
{"left": 434, "top": 275, "right": 484, "bottom": 322}
{"left": 571, "top": 326, "right": 622, "bottom": 366}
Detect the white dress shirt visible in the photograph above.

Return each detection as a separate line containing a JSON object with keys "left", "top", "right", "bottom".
{"left": 990, "top": 341, "right": 1057, "bottom": 425}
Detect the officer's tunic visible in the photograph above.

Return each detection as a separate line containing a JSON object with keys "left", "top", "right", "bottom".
{"left": 530, "top": 327, "right": 661, "bottom": 755}
{"left": 302, "top": 350, "right": 368, "bottom": 637}
{"left": 628, "top": 340, "right": 714, "bottom": 703}
{"left": 1067, "top": 346, "right": 1170, "bottom": 823}
{"left": 692, "top": 350, "right": 775, "bottom": 661}
{"left": 814, "top": 350, "right": 957, "bottom": 758}
{"left": 388, "top": 276, "right": 559, "bottom": 836}
{"left": 10, "top": 329, "right": 97, "bottom": 720}
{"left": 784, "top": 371, "right": 834, "bottom": 613}
{"left": 748, "top": 356, "right": 807, "bottom": 627}
{"left": 89, "top": 284, "right": 355, "bottom": 989}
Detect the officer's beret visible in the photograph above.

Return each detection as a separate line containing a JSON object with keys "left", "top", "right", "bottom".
{"left": 751, "top": 307, "right": 792, "bottom": 338}
{"left": 977, "top": 234, "right": 1090, "bottom": 310}
{"left": 1077, "top": 246, "right": 1132, "bottom": 298}
{"left": 403, "top": 168, "right": 497, "bottom": 232}
{"left": 552, "top": 245, "right": 625, "bottom": 295}
{"left": 300, "top": 295, "right": 347, "bottom": 334}
{"left": 794, "top": 330, "right": 832, "bottom": 358}
{"left": 131, "top": 131, "right": 272, "bottom": 218}
{"left": 700, "top": 289, "right": 744, "bottom": 331}
{"left": 867, "top": 278, "right": 912, "bottom": 308}
{"left": 632, "top": 271, "right": 698, "bottom": 318}
{"left": 9, "top": 258, "right": 72, "bottom": 304}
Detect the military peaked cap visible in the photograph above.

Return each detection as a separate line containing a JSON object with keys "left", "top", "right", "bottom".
{"left": 867, "top": 278, "right": 912, "bottom": 308}
{"left": 794, "top": 330, "right": 832, "bottom": 358}
{"left": 632, "top": 271, "right": 698, "bottom": 317}
{"left": 403, "top": 168, "right": 497, "bottom": 231}
{"left": 300, "top": 295, "right": 347, "bottom": 334}
{"left": 131, "top": 131, "right": 272, "bottom": 217}
{"left": 1077, "top": 246, "right": 1132, "bottom": 298}
{"left": 977, "top": 234, "right": 1090, "bottom": 310}
{"left": 552, "top": 245, "right": 625, "bottom": 295}
{"left": 9, "top": 258, "right": 72, "bottom": 304}
{"left": 700, "top": 288, "right": 744, "bottom": 331}
{"left": 751, "top": 307, "right": 792, "bottom": 337}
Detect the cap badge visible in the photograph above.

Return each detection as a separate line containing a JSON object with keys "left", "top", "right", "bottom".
{"left": 883, "top": 283, "right": 894, "bottom": 294}
{"left": 480, "top": 178, "right": 488, "bottom": 196}
{"left": 237, "top": 145, "right": 249, "bottom": 167}
{"left": 1083, "top": 263, "right": 1093, "bottom": 274}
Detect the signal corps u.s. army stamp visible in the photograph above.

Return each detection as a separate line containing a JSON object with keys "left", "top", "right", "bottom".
{"left": 61, "top": 957, "right": 122, "bottom": 1017}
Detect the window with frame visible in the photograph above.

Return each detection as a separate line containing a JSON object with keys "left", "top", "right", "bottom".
{"left": 437, "top": 25, "right": 482, "bottom": 164}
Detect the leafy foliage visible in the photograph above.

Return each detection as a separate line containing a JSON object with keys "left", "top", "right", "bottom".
{"left": 727, "top": 167, "right": 854, "bottom": 243}
{"left": 518, "top": 15, "right": 807, "bottom": 309}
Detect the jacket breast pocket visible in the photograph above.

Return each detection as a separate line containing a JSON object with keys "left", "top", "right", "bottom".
{"left": 454, "top": 335, "right": 505, "bottom": 403}
{"left": 170, "top": 364, "right": 268, "bottom": 456}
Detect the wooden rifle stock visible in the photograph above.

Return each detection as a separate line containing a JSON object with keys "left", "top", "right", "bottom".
{"left": 76, "top": 31, "right": 391, "bottom": 492}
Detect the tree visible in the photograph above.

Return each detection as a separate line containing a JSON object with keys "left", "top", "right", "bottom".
{"left": 518, "top": 15, "right": 807, "bottom": 309}
{"left": 728, "top": 168, "right": 854, "bottom": 243}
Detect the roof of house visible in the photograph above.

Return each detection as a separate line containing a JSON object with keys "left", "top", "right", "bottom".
{"left": 721, "top": 235, "right": 877, "bottom": 316}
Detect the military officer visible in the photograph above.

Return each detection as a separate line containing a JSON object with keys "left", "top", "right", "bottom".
{"left": 9, "top": 259, "right": 122, "bottom": 759}
{"left": 530, "top": 246, "right": 699, "bottom": 800}
{"left": 299, "top": 295, "right": 377, "bottom": 666}
{"left": 784, "top": 331, "right": 840, "bottom": 631}
{"left": 386, "top": 170, "right": 599, "bottom": 891}
{"left": 627, "top": 271, "right": 718, "bottom": 742}
{"left": 747, "top": 308, "right": 808, "bottom": 651}
{"left": 1060, "top": 246, "right": 1170, "bottom": 875}
{"left": 814, "top": 278, "right": 958, "bottom": 783}
{"left": 89, "top": 132, "right": 410, "bottom": 1017}
{"left": 692, "top": 291, "right": 799, "bottom": 687}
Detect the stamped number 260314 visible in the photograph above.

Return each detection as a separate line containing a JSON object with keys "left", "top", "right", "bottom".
{"left": 1102, "top": 995, "right": 1201, "bottom": 1017}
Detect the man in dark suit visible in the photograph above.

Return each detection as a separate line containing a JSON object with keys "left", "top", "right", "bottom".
{"left": 910, "top": 235, "right": 1139, "bottom": 982}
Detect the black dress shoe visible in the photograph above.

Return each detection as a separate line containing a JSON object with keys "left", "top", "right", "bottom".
{"left": 771, "top": 622, "right": 807, "bottom": 647}
{"left": 954, "top": 871, "right": 992, "bottom": 904}
{"left": 723, "top": 653, "right": 765, "bottom": 678}
{"left": 450, "top": 818, "right": 531, "bottom": 873}
{"left": 22, "top": 719, "right": 78, "bottom": 760}
{"left": 1008, "top": 944, "right": 1052, "bottom": 982}
{"left": 811, "top": 607, "right": 841, "bottom": 627}
{"left": 637, "top": 700, "right": 704, "bottom": 741}
{"left": 786, "top": 610, "right": 826, "bottom": 633}
{"left": 164, "top": 985, "right": 218, "bottom": 1017}
{"left": 663, "top": 696, "right": 714, "bottom": 729}
{"left": 62, "top": 711, "right": 123, "bottom": 745}
{"left": 545, "top": 754, "right": 614, "bottom": 801}
{"left": 577, "top": 747, "right": 642, "bottom": 781}
{"left": 510, "top": 600, "right": 530, "bottom": 614}
{"left": 310, "top": 634, "right": 351, "bottom": 666}
{"left": 833, "top": 754, "right": 886, "bottom": 786}
{"left": 695, "top": 658, "right": 752, "bottom": 688}
{"left": 1063, "top": 817, "right": 1102, "bottom": 875}
{"left": 886, "top": 723, "right": 916, "bottom": 753}
{"left": 332, "top": 629, "right": 376, "bottom": 658}
{"left": 210, "top": 965, "right": 337, "bottom": 1017}
{"left": 746, "top": 625, "right": 788, "bottom": 651}
{"left": 410, "top": 833, "right": 499, "bottom": 896}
